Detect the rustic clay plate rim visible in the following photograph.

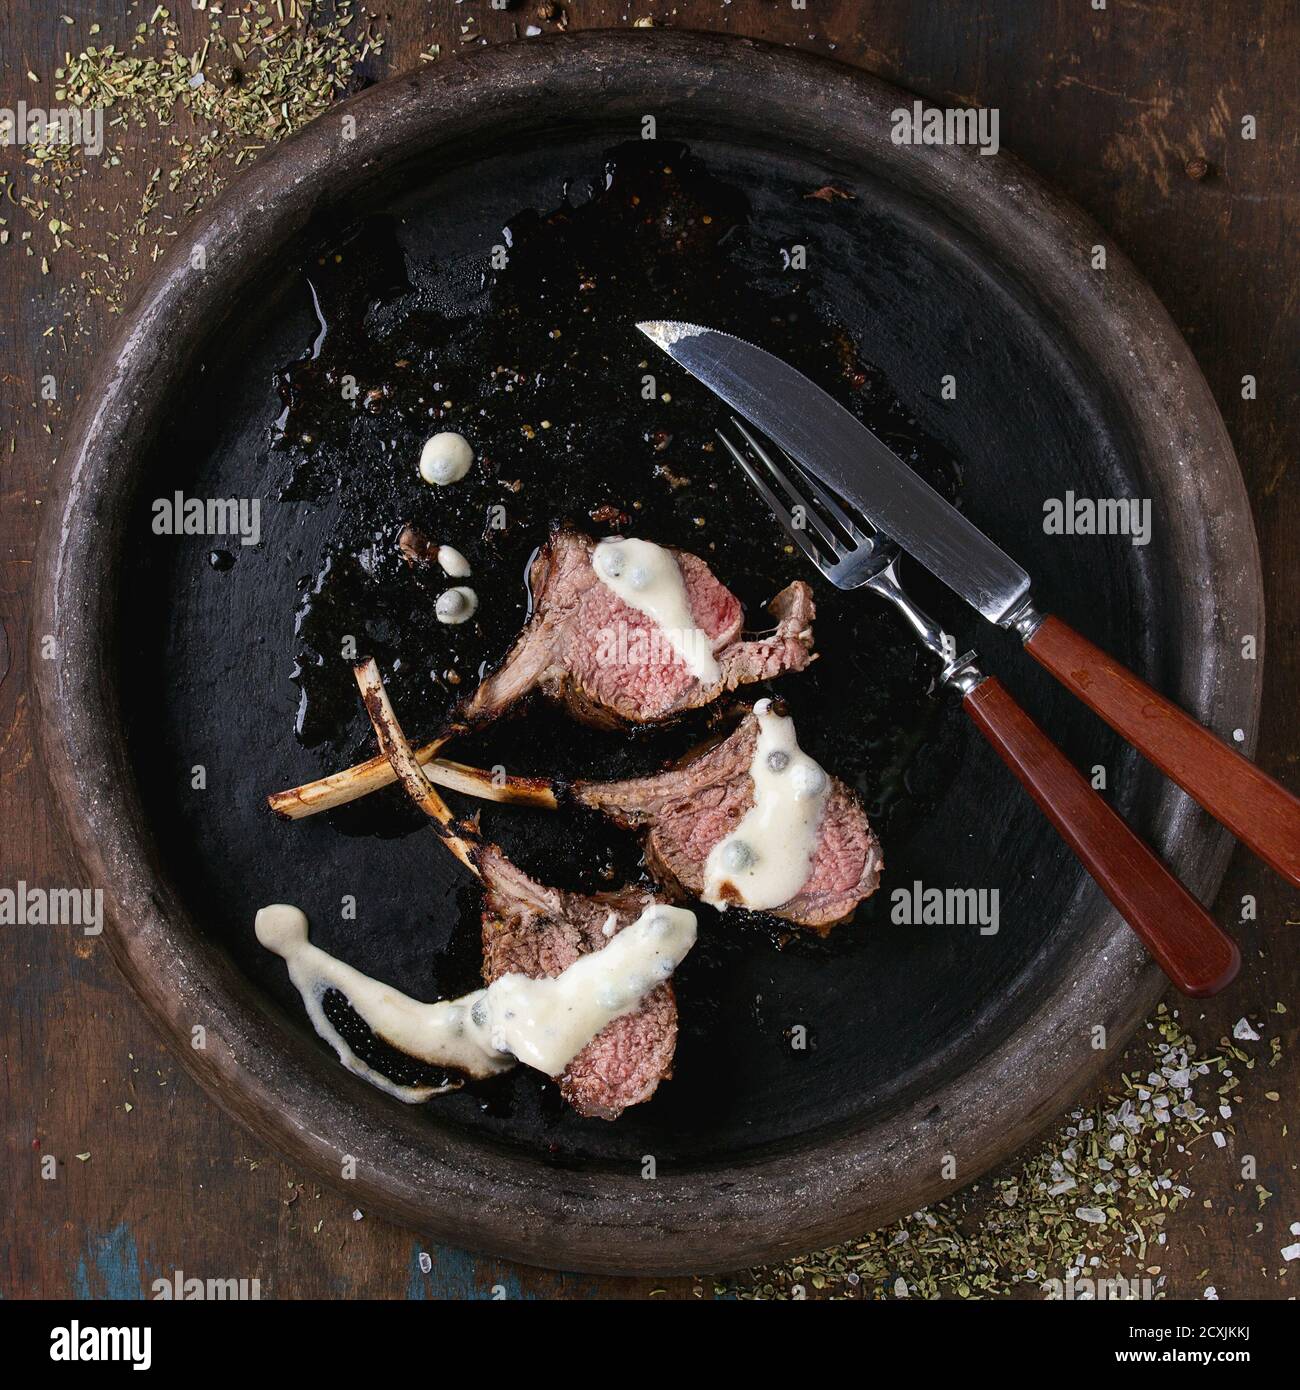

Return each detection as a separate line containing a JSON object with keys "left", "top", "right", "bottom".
{"left": 34, "top": 31, "right": 1262, "bottom": 1275}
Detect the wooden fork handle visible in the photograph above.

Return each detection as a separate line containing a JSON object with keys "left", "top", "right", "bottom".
{"left": 1026, "top": 615, "right": 1300, "bottom": 888}
{"left": 964, "top": 676, "right": 1239, "bottom": 997}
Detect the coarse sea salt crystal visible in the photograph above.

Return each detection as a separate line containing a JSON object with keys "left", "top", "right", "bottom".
{"left": 1233, "top": 1017, "right": 1261, "bottom": 1041}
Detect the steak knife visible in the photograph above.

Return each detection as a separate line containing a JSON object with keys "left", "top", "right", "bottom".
{"left": 639, "top": 320, "right": 1300, "bottom": 888}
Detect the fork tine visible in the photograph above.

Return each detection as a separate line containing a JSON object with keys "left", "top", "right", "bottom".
{"left": 729, "top": 417, "right": 845, "bottom": 556}
{"left": 734, "top": 418, "right": 873, "bottom": 547}
{"left": 715, "top": 430, "right": 835, "bottom": 577}
{"left": 771, "top": 441, "right": 875, "bottom": 547}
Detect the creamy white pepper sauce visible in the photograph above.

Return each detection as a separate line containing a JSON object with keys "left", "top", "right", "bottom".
{"left": 418, "top": 431, "right": 474, "bottom": 486}
{"left": 592, "top": 536, "right": 721, "bottom": 684}
{"left": 255, "top": 901, "right": 696, "bottom": 1100}
{"left": 435, "top": 585, "right": 478, "bottom": 624}
{"left": 703, "top": 699, "right": 831, "bottom": 911}
{"left": 436, "top": 545, "right": 471, "bottom": 578}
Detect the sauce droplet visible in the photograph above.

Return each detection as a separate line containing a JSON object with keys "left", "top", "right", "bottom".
{"left": 435, "top": 586, "right": 479, "bottom": 624}
{"left": 418, "top": 431, "right": 474, "bottom": 486}
{"left": 436, "top": 545, "right": 471, "bottom": 578}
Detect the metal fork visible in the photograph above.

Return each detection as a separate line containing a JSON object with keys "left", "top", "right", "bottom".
{"left": 718, "top": 418, "right": 1240, "bottom": 998}
{"left": 717, "top": 418, "right": 983, "bottom": 697}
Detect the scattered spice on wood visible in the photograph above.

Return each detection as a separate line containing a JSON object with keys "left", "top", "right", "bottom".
{"left": 17, "top": 2, "right": 386, "bottom": 320}
{"left": 721, "top": 1003, "right": 1287, "bottom": 1299}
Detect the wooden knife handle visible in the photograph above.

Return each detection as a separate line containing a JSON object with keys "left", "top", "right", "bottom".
{"left": 964, "top": 676, "right": 1239, "bottom": 997}
{"left": 1027, "top": 615, "right": 1300, "bottom": 888}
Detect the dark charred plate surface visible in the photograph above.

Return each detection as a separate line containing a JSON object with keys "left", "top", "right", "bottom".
{"left": 36, "top": 34, "right": 1261, "bottom": 1272}
{"left": 121, "top": 136, "right": 988, "bottom": 1162}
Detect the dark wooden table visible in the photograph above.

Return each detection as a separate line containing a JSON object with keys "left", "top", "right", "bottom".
{"left": 3, "top": 1, "right": 1296, "bottom": 1299}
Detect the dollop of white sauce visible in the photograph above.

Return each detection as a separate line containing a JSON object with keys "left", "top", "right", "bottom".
{"left": 703, "top": 699, "right": 831, "bottom": 911}
{"left": 418, "top": 431, "right": 474, "bottom": 486}
{"left": 254, "top": 904, "right": 494, "bottom": 1101}
{"left": 255, "top": 900, "right": 696, "bottom": 1099}
{"left": 592, "top": 537, "right": 721, "bottom": 684}
{"left": 484, "top": 904, "right": 695, "bottom": 1074}
{"left": 436, "top": 545, "right": 471, "bottom": 578}
{"left": 435, "top": 586, "right": 478, "bottom": 624}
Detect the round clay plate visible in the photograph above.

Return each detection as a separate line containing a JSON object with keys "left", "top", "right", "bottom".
{"left": 35, "top": 32, "right": 1262, "bottom": 1274}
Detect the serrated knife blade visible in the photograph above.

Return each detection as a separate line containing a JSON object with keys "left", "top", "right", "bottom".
{"left": 636, "top": 319, "right": 1033, "bottom": 625}
{"left": 637, "top": 317, "right": 1300, "bottom": 892}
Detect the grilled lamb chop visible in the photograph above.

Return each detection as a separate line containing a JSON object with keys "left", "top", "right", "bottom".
{"left": 355, "top": 657, "right": 680, "bottom": 1120}
{"left": 477, "top": 845, "right": 678, "bottom": 1119}
{"left": 268, "top": 527, "right": 816, "bottom": 820}
{"left": 464, "top": 527, "right": 815, "bottom": 728}
{"left": 576, "top": 710, "right": 883, "bottom": 931}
